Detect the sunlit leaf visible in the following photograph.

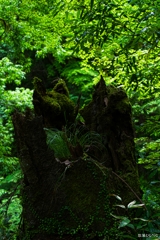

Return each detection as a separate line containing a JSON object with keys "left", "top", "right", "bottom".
{"left": 127, "top": 200, "right": 136, "bottom": 208}
{"left": 115, "top": 204, "right": 126, "bottom": 209}
{"left": 128, "top": 204, "right": 145, "bottom": 208}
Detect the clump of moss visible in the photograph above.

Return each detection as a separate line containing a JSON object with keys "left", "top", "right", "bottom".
{"left": 33, "top": 77, "right": 75, "bottom": 128}
{"left": 53, "top": 79, "right": 69, "bottom": 97}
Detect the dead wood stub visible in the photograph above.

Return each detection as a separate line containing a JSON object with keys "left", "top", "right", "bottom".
{"left": 13, "top": 77, "right": 141, "bottom": 239}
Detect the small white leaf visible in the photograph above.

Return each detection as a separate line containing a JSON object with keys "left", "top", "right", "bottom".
{"left": 115, "top": 204, "right": 126, "bottom": 209}
{"left": 134, "top": 218, "right": 149, "bottom": 222}
{"left": 127, "top": 200, "right": 136, "bottom": 208}
{"left": 109, "top": 194, "right": 122, "bottom": 201}
{"left": 129, "top": 204, "right": 145, "bottom": 208}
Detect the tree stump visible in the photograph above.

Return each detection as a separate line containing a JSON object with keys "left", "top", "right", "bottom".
{"left": 13, "top": 77, "right": 141, "bottom": 240}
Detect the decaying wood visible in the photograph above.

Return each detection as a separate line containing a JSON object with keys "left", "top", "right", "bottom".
{"left": 13, "top": 77, "right": 141, "bottom": 240}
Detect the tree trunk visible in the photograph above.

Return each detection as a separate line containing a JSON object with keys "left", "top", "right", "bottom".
{"left": 13, "top": 77, "right": 141, "bottom": 240}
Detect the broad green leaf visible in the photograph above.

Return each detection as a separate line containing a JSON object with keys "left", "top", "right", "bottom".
{"left": 126, "top": 223, "right": 135, "bottom": 229}
{"left": 118, "top": 217, "right": 130, "bottom": 228}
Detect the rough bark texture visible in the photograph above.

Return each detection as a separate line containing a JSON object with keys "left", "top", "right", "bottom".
{"left": 13, "top": 77, "right": 141, "bottom": 240}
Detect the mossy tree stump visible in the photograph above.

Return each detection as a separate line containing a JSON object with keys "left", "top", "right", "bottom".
{"left": 80, "top": 77, "right": 141, "bottom": 204}
{"left": 13, "top": 77, "right": 141, "bottom": 240}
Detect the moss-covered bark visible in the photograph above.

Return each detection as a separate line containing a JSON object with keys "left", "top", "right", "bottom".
{"left": 33, "top": 77, "right": 75, "bottom": 129}
{"left": 13, "top": 77, "right": 141, "bottom": 240}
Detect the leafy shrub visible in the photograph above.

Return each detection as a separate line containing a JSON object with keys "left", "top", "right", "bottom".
{"left": 110, "top": 194, "right": 160, "bottom": 240}
{"left": 0, "top": 57, "right": 33, "bottom": 239}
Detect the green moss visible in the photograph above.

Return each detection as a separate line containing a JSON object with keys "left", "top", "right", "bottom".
{"left": 53, "top": 79, "right": 69, "bottom": 97}
{"left": 33, "top": 77, "right": 76, "bottom": 128}
{"left": 46, "top": 90, "right": 75, "bottom": 116}
{"left": 33, "top": 77, "right": 46, "bottom": 95}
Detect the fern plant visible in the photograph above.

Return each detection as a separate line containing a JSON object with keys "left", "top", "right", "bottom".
{"left": 44, "top": 128, "right": 71, "bottom": 160}
{"left": 44, "top": 125, "right": 104, "bottom": 161}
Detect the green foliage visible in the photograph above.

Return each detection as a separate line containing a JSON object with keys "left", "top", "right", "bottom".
{"left": 0, "top": 57, "right": 33, "bottom": 174}
{"left": 129, "top": 85, "right": 160, "bottom": 239}
{"left": 0, "top": 0, "right": 74, "bottom": 69}
{"left": 0, "top": 170, "right": 22, "bottom": 240}
{"left": 131, "top": 94, "right": 160, "bottom": 138}
{"left": 0, "top": 57, "right": 32, "bottom": 239}
{"left": 45, "top": 128, "right": 72, "bottom": 159}
{"left": 71, "top": 0, "right": 160, "bottom": 91}
{"left": 61, "top": 61, "right": 98, "bottom": 99}
{"left": 131, "top": 89, "right": 160, "bottom": 215}
{"left": 1, "top": 0, "right": 160, "bottom": 93}
{"left": 110, "top": 194, "right": 160, "bottom": 239}
{"left": 1, "top": 0, "right": 160, "bottom": 96}
{"left": 137, "top": 139, "right": 160, "bottom": 169}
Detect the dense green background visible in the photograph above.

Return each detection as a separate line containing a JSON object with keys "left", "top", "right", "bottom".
{"left": 0, "top": 0, "right": 160, "bottom": 239}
